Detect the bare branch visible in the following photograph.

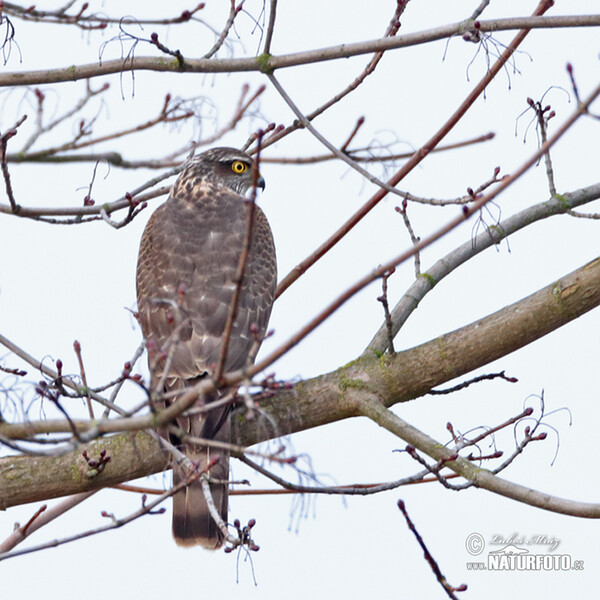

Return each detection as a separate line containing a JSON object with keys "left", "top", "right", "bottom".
{"left": 428, "top": 371, "right": 518, "bottom": 395}
{"left": 20, "top": 82, "right": 110, "bottom": 152}
{"left": 1, "top": 14, "right": 598, "bottom": 87}
{"left": 397, "top": 499, "right": 467, "bottom": 599}
{"left": 0, "top": 114, "right": 27, "bottom": 213}
{"left": 366, "top": 181, "right": 600, "bottom": 355}
{"left": 261, "top": 81, "right": 599, "bottom": 373}
{"left": 0, "top": 491, "right": 97, "bottom": 554}
{"left": 376, "top": 269, "right": 396, "bottom": 355}
{"left": 358, "top": 396, "right": 600, "bottom": 518}
{"left": 0, "top": 481, "right": 176, "bottom": 562}
{"left": 469, "top": 0, "right": 491, "bottom": 21}
{"left": 204, "top": 0, "right": 240, "bottom": 59}
{"left": 3, "top": 2, "right": 206, "bottom": 29}
{"left": 240, "top": 454, "right": 436, "bottom": 496}
{"left": 260, "top": 132, "right": 495, "bottom": 165}
{"left": 263, "top": 0, "right": 278, "bottom": 55}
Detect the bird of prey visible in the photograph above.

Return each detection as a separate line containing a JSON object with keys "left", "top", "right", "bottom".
{"left": 136, "top": 146, "right": 277, "bottom": 548}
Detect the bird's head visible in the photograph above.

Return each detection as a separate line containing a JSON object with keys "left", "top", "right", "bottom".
{"left": 191, "top": 146, "right": 265, "bottom": 196}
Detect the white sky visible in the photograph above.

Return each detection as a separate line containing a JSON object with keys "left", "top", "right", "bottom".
{"left": 1, "top": 1, "right": 599, "bottom": 598}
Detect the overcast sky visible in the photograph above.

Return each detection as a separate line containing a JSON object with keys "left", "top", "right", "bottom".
{"left": 1, "top": 1, "right": 599, "bottom": 598}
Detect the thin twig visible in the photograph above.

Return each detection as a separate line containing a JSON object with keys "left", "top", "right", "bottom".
{"left": 260, "top": 133, "right": 495, "bottom": 165}
{"left": 377, "top": 269, "right": 396, "bottom": 354}
{"left": 24, "top": 97, "right": 193, "bottom": 159}
{"left": 428, "top": 371, "right": 518, "bottom": 395}
{"left": 21, "top": 82, "right": 109, "bottom": 152}
{"left": 104, "top": 342, "right": 146, "bottom": 418}
{"left": 528, "top": 97, "right": 558, "bottom": 196}
{"left": 398, "top": 500, "right": 467, "bottom": 599}
{"left": 340, "top": 116, "right": 365, "bottom": 152}
{"left": 0, "top": 169, "right": 177, "bottom": 223}
{"left": 73, "top": 340, "right": 94, "bottom": 420}
{"left": 0, "top": 115, "right": 27, "bottom": 213}
{"left": 567, "top": 209, "right": 600, "bottom": 220}
{"left": 395, "top": 202, "right": 421, "bottom": 275}
{"left": 469, "top": 0, "right": 491, "bottom": 21}
{"left": 0, "top": 333, "right": 126, "bottom": 416}
{"left": 241, "top": 455, "right": 438, "bottom": 496}
{"left": 263, "top": 0, "right": 277, "bottom": 54}
{"left": 204, "top": 0, "right": 241, "bottom": 59}
{"left": 213, "top": 132, "right": 264, "bottom": 383}
{"left": 3, "top": 2, "right": 205, "bottom": 28}
{"left": 201, "top": 469, "right": 238, "bottom": 545}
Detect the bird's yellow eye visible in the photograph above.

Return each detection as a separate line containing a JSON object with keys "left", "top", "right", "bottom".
{"left": 231, "top": 160, "right": 248, "bottom": 174}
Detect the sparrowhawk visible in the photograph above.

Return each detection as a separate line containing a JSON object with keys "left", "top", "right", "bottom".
{"left": 136, "top": 146, "right": 277, "bottom": 548}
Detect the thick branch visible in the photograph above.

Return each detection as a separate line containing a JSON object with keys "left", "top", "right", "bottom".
{"left": 0, "top": 432, "right": 168, "bottom": 508}
{"left": 1, "top": 256, "right": 599, "bottom": 508}
{"left": 243, "top": 255, "right": 600, "bottom": 441}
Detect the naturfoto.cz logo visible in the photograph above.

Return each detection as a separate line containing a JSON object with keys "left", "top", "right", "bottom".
{"left": 464, "top": 532, "right": 584, "bottom": 572}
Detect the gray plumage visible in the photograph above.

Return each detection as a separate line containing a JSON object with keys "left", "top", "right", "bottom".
{"left": 136, "top": 147, "right": 277, "bottom": 548}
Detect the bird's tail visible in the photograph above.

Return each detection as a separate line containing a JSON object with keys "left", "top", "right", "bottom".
{"left": 172, "top": 445, "right": 229, "bottom": 549}
{"left": 158, "top": 376, "right": 231, "bottom": 549}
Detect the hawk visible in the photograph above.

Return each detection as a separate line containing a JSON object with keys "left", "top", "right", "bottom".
{"left": 136, "top": 146, "right": 277, "bottom": 549}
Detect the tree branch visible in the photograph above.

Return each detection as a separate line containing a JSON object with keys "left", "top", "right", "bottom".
{"left": 1, "top": 255, "right": 598, "bottom": 509}
{"left": 358, "top": 397, "right": 600, "bottom": 518}
{"left": 1, "top": 15, "right": 598, "bottom": 87}
{"left": 366, "top": 182, "right": 600, "bottom": 355}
